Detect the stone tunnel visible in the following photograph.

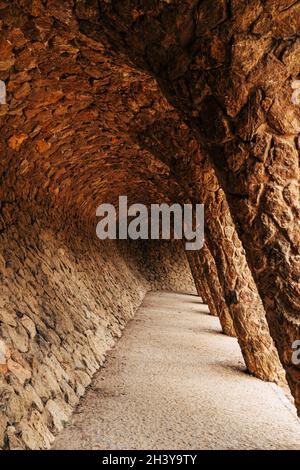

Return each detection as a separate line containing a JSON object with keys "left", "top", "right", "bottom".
{"left": 0, "top": 0, "right": 299, "bottom": 450}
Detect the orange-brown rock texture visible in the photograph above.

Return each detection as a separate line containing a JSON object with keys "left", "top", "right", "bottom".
{"left": 0, "top": 1, "right": 197, "bottom": 448}
{"left": 0, "top": 199, "right": 195, "bottom": 449}
{"left": 132, "top": 113, "right": 284, "bottom": 382}
{"left": 0, "top": 0, "right": 299, "bottom": 449}
{"left": 94, "top": 0, "right": 300, "bottom": 410}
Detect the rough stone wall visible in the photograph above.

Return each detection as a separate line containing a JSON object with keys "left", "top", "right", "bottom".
{"left": 0, "top": 198, "right": 194, "bottom": 450}
{"left": 96, "top": 0, "right": 300, "bottom": 412}
{"left": 0, "top": 0, "right": 295, "bottom": 444}
{"left": 121, "top": 240, "right": 197, "bottom": 294}
{"left": 0, "top": 2, "right": 196, "bottom": 449}
{"left": 0, "top": 0, "right": 179, "bottom": 223}
{"left": 132, "top": 112, "right": 284, "bottom": 383}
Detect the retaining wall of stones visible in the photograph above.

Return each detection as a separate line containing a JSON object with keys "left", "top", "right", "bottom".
{"left": 0, "top": 200, "right": 195, "bottom": 449}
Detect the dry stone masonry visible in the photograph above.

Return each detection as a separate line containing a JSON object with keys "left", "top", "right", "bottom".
{"left": 0, "top": 0, "right": 299, "bottom": 449}
{"left": 96, "top": 0, "right": 300, "bottom": 412}
{"left": 0, "top": 199, "right": 195, "bottom": 449}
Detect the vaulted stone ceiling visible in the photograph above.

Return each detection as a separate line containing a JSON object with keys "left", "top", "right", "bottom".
{"left": 0, "top": 0, "right": 300, "bottom": 445}
{"left": 0, "top": 0, "right": 186, "bottom": 229}
{"left": 84, "top": 0, "right": 300, "bottom": 412}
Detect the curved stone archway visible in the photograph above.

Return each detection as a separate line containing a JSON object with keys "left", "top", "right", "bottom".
{"left": 93, "top": 0, "right": 300, "bottom": 412}
{"left": 0, "top": 0, "right": 299, "bottom": 449}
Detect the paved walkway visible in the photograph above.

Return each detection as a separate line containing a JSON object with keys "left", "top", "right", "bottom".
{"left": 53, "top": 291, "right": 300, "bottom": 450}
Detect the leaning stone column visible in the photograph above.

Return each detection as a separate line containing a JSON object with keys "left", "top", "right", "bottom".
{"left": 186, "top": 250, "right": 220, "bottom": 318}
{"left": 186, "top": 251, "right": 207, "bottom": 304}
{"left": 129, "top": 111, "right": 284, "bottom": 383}
{"left": 202, "top": 178, "right": 286, "bottom": 383}
{"left": 96, "top": 0, "right": 298, "bottom": 407}
{"left": 195, "top": 245, "right": 236, "bottom": 337}
{"left": 186, "top": 245, "right": 236, "bottom": 337}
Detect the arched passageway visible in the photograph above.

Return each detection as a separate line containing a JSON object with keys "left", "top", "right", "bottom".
{"left": 0, "top": 1, "right": 299, "bottom": 450}
{"left": 53, "top": 292, "right": 300, "bottom": 450}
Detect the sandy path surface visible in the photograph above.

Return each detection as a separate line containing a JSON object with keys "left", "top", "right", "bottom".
{"left": 53, "top": 291, "right": 300, "bottom": 450}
